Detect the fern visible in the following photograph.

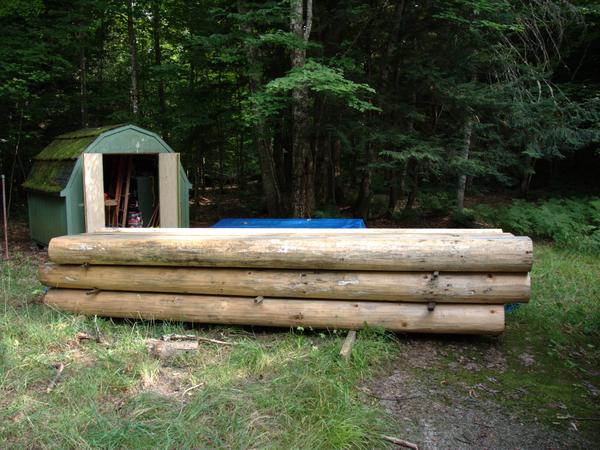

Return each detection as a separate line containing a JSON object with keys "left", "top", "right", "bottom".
{"left": 474, "top": 197, "right": 600, "bottom": 253}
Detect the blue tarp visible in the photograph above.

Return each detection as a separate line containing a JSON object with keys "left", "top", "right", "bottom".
{"left": 212, "top": 218, "right": 366, "bottom": 228}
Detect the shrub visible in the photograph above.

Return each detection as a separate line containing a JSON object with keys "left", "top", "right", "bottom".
{"left": 474, "top": 197, "right": 600, "bottom": 252}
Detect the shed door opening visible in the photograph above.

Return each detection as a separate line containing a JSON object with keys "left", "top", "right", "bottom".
{"left": 82, "top": 152, "right": 180, "bottom": 232}
{"left": 103, "top": 154, "right": 159, "bottom": 228}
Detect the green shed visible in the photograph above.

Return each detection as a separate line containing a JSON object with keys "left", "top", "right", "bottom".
{"left": 23, "top": 124, "right": 191, "bottom": 245}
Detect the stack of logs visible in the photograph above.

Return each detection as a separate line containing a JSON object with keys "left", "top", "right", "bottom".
{"left": 40, "top": 228, "right": 533, "bottom": 335}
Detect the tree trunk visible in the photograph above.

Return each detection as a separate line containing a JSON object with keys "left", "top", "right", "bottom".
{"left": 520, "top": 155, "right": 535, "bottom": 198}
{"left": 354, "top": 142, "right": 374, "bottom": 219}
{"left": 456, "top": 117, "right": 473, "bottom": 212}
{"left": 290, "top": 0, "right": 314, "bottom": 217}
{"left": 404, "top": 159, "right": 419, "bottom": 210}
{"left": 332, "top": 137, "right": 343, "bottom": 204}
{"left": 127, "top": 0, "right": 140, "bottom": 119}
{"left": 388, "top": 169, "right": 399, "bottom": 212}
{"left": 239, "top": 3, "right": 283, "bottom": 215}
{"left": 79, "top": 41, "right": 87, "bottom": 127}
{"left": 255, "top": 124, "right": 283, "bottom": 215}
{"left": 152, "top": 0, "right": 166, "bottom": 133}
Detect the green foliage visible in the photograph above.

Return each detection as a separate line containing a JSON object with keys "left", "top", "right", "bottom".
{"left": 0, "top": 0, "right": 599, "bottom": 215}
{"left": 449, "top": 208, "right": 477, "bottom": 227}
{"left": 475, "top": 198, "right": 600, "bottom": 252}
{"left": 253, "top": 59, "right": 379, "bottom": 119}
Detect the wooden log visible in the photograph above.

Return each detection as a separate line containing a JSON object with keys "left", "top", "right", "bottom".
{"left": 93, "top": 227, "right": 507, "bottom": 235}
{"left": 39, "top": 264, "right": 530, "bottom": 303}
{"left": 146, "top": 338, "right": 198, "bottom": 359}
{"left": 48, "top": 234, "right": 533, "bottom": 272}
{"left": 43, "top": 289, "right": 505, "bottom": 334}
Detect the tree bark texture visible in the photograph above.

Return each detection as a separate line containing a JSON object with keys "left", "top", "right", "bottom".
{"left": 152, "top": 0, "right": 166, "bottom": 133}
{"left": 127, "top": 0, "right": 140, "bottom": 118}
{"left": 240, "top": 3, "right": 283, "bottom": 215}
{"left": 290, "top": 0, "right": 314, "bottom": 217}
{"left": 457, "top": 117, "right": 473, "bottom": 212}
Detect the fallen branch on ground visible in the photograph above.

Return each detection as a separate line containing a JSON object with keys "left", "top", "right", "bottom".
{"left": 46, "top": 363, "right": 65, "bottom": 393}
{"left": 556, "top": 415, "right": 600, "bottom": 421}
{"left": 161, "top": 334, "right": 233, "bottom": 346}
{"left": 182, "top": 382, "right": 204, "bottom": 397}
{"left": 382, "top": 435, "right": 419, "bottom": 450}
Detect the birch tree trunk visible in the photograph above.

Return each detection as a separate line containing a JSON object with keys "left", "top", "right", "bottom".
{"left": 127, "top": 0, "right": 140, "bottom": 119}
{"left": 290, "top": 0, "right": 314, "bottom": 217}
{"left": 456, "top": 117, "right": 473, "bottom": 212}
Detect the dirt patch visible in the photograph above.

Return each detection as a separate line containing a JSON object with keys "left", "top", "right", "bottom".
{"left": 139, "top": 366, "right": 196, "bottom": 398}
{"left": 368, "top": 337, "right": 596, "bottom": 449}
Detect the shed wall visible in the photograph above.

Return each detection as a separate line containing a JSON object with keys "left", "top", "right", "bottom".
{"left": 65, "top": 159, "right": 86, "bottom": 235}
{"left": 27, "top": 193, "right": 68, "bottom": 245}
{"left": 179, "top": 166, "right": 190, "bottom": 227}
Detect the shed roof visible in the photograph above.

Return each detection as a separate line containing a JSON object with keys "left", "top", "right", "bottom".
{"left": 35, "top": 125, "right": 124, "bottom": 161}
{"left": 22, "top": 160, "right": 76, "bottom": 194}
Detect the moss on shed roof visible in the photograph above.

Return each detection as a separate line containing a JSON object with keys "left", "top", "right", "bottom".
{"left": 35, "top": 124, "right": 124, "bottom": 161}
{"left": 22, "top": 160, "right": 76, "bottom": 194}
{"left": 55, "top": 125, "right": 123, "bottom": 139}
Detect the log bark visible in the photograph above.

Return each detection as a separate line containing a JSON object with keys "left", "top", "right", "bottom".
{"left": 44, "top": 289, "right": 505, "bottom": 335}
{"left": 40, "top": 264, "right": 530, "bottom": 303}
{"left": 147, "top": 338, "right": 198, "bottom": 359}
{"left": 48, "top": 234, "right": 533, "bottom": 272}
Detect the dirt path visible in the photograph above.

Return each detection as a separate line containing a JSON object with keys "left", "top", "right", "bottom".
{"left": 368, "top": 338, "right": 596, "bottom": 449}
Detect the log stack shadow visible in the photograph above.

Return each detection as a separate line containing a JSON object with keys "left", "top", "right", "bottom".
{"left": 40, "top": 228, "right": 533, "bottom": 335}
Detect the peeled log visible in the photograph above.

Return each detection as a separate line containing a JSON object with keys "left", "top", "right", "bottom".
{"left": 48, "top": 234, "right": 533, "bottom": 272}
{"left": 39, "top": 263, "right": 530, "bottom": 303}
{"left": 44, "top": 289, "right": 505, "bottom": 334}
{"left": 93, "top": 227, "right": 508, "bottom": 236}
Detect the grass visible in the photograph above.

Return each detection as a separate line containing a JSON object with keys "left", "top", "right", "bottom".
{"left": 1, "top": 242, "right": 600, "bottom": 448}
{"left": 0, "top": 254, "right": 397, "bottom": 449}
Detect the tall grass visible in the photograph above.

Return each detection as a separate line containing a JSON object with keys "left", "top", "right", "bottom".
{"left": 0, "top": 255, "right": 398, "bottom": 448}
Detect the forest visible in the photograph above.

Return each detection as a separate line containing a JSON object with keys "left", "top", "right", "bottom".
{"left": 0, "top": 0, "right": 599, "bottom": 225}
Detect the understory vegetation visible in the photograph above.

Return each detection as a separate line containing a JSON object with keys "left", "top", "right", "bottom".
{"left": 1, "top": 239, "right": 599, "bottom": 448}
{"left": 474, "top": 197, "right": 600, "bottom": 252}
